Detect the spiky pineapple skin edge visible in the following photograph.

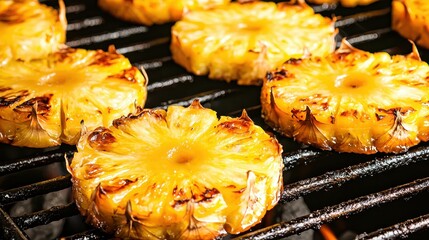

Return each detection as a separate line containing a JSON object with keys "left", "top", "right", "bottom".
{"left": 0, "top": 0, "right": 66, "bottom": 62}
{"left": 392, "top": 0, "right": 429, "bottom": 49}
{"left": 261, "top": 43, "right": 429, "bottom": 154}
{"left": 69, "top": 100, "right": 283, "bottom": 239}
{"left": 98, "top": 0, "right": 230, "bottom": 26}
{"left": 170, "top": 1, "right": 336, "bottom": 85}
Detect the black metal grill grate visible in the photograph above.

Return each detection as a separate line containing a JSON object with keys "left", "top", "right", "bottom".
{"left": 2, "top": 0, "right": 429, "bottom": 239}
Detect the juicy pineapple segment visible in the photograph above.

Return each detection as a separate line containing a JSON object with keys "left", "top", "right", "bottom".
{"left": 69, "top": 100, "right": 283, "bottom": 239}
{"left": 0, "top": 46, "right": 147, "bottom": 148}
{"left": 307, "top": 0, "right": 378, "bottom": 7}
{"left": 0, "top": 0, "right": 66, "bottom": 63}
{"left": 261, "top": 40, "right": 429, "bottom": 154}
{"left": 98, "top": 0, "right": 230, "bottom": 26}
{"left": 171, "top": 1, "right": 336, "bottom": 85}
{"left": 392, "top": 0, "right": 429, "bottom": 49}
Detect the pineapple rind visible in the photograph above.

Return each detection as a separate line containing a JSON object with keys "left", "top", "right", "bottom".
{"left": 171, "top": 1, "right": 336, "bottom": 85}
{"left": 98, "top": 0, "right": 230, "bottom": 26}
{"left": 0, "top": 47, "right": 147, "bottom": 148}
{"left": 70, "top": 100, "right": 283, "bottom": 239}
{"left": 261, "top": 42, "right": 429, "bottom": 154}
{"left": 392, "top": 0, "right": 429, "bottom": 49}
{"left": 0, "top": 0, "right": 66, "bottom": 62}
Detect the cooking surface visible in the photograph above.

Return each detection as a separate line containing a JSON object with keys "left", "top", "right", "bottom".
{"left": 2, "top": 0, "right": 429, "bottom": 239}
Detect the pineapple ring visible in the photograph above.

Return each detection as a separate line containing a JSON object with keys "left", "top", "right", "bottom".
{"left": 0, "top": 0, "right": 67, "bottom": 63}
{"left": 307, "top": 0, "right": 379, "bottom": 7}
{"left": 261, "top": 40, "right": 429, "bottom": 154}
{"left": 392, "top": 0, "right": 429, "bottom": 49}
{"left": 170, "top": 0, "right": 336, "bottom": 85}
{"left": 98, "top": 0, "right": 230, "bottom": 26}
{"left": 69, "top": 100, "right": 283, "bottom": 239}
{"left": 0, "top": 46, "right": 147, "bottom": 148}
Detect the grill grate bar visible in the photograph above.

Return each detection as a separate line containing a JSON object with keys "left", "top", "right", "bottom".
{"left": 340, "top": 27, "right": 392, "bottom": 46}
{"left": 12, "top": 202, "right": 78, "bottom": 231}
{"left": 235, "top": 176, "right": 429, "bottom": 240}
{"left": 0, "top": 175, "right": 71, "bottom": 206}
{"left": 66, "top": 26, "right": 148, "bottom": 47}
{"left": 334, "top": 8, "right": 390, "bottom": 28}
{"left": 146, "top": 74, "right": 193, "bottom": 92}
{"left": 282, "top": 145, "right": 429, "bottom": 202}
{"left": 156, "top": 89, "right": 236, "bottom": 109}
{"left": 134, "top": 56, "right": 172, "bottom": 70}
{"left": 0, "top": 208, "right": 29, "bottom": 240}
{"left": 356, "top": 213, "right": 429, "bottom": 240}
{"left": 115, "top": 37, "right": 170, "bottom": 54}
{"left": 282, "top": 148, "right": 328, "bottom": 171}
{"left": 0, "top": 149, "right": 74, "bottom": 176}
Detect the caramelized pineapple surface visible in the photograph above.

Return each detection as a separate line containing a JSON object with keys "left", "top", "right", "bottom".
{"left": 392, "top": 0, "right": 429, "bottom": 49}
{"left": 0, "top": 0, "right": 66, "bottom": 63}
{"left": 0, "top": 46, "right": 147, "bottom": 148}
{"left": 98, "top": 0, "right": 230, "bottom": 26}
{"left": 69, "top": 100, "right": 283, "bottom": 239}
{"left": 171, "top": 1, "right": 336, "bottom": 85}
{"left": 261, "top": 40, "right": 429, "bottom": 154}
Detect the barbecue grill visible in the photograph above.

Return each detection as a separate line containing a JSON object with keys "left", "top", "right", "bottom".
{"left": 2, "top": 0, "right": 429, "bottom": 239}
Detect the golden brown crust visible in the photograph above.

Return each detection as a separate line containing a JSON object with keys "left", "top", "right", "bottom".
{"left": 171, "top": 1, "right": 336, "bottom": 85}
{"left": 261, "top": 41, "right": 429, "bottom": 154}
{"left": 0, "top": 0, "right": 66, "bottom": 62}
{"left": 392, "top": 0, "right": 429, "bottom": 49}
{"left": 70, "top": 100, "right": 283, "bottom": 239}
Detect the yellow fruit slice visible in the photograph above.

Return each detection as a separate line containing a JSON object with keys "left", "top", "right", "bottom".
{"left": 261, "top": 40, "right": 429, "bottom": 154}
{"left": 308, "top": 0, "right": 379, "bottom": 7}
{"left": 0, "top": 46, "right": 147, "bottom": 148}
{"left": 0, "top": 0, "right": 67, "bottom": 63}
{"left": 69, "top": 100, "right": 283, "bottom": 239}
{"left": 392, "top": 0, "right": 429, "bottom": 49}
{"left": 98, "top": 0, "right": 230, "bottom": 26}
{"left": 171, "top": 0, "right": 336, "bottom": 85}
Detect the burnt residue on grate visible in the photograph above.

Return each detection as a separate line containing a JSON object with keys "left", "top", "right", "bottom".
{"left": 2, "top": 0, "right": 429, "bottom": 239}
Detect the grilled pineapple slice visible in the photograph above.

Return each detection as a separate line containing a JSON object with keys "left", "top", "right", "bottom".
{"left": 392, "top": 0, "right": 429, "bottom": 49}
{"left": 261, "top": 40, "right": 429, "bottom": 154}
{"left": 171, "top": 0, "right": 336, "bottom": 85}
{"left": 0, "top": 0, "right": 67, "bottom": 63}
{"left": 307, "top": 0, "right": 378, "bottom": 7}
{"left": 98, "top": 0, "right": 230, "bottom": 26}
{"left": 0, "top": 46, "right": 147, "bottom": 148}
{"left": 69, "top": 100, "right": 283, "bottom": 239}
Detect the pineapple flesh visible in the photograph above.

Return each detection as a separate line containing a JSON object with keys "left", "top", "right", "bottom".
{"left": 392, "top": 0, "right": 429, "bottom": 49}
{"left": 0, "top": 46, "right": 147, "bottom": 148}
{"left": 69, "top": 100, "right": 283, "bottom": 239}
{"left": 170, "top": 0, "right": 336, "bottom": 85}
{"left": 307, "top": 0, "right": 379, "bottom": 7}
{"left": 98, "top": 0, "right": 230, "bottom": 26}
{"left": 261, "top": 40, "right": 429, "bottom": 154}
{"left": 0, "top": 0, "right": 67, "bottom": 63}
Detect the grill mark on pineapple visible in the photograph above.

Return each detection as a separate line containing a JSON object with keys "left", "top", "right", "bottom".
{"left": 88, "top": 127, "right": 116, "bottom": 150}
{"left": 90, "top": 50, "right": 123, "bottom": 66}
{"left": 172, "top": 187, "right": 220, "bottom": 208}
{"left": 84, "top": 164, "right": 103, "bottom": 179}
{"left": 54, "top": 48, "right": 78, "bottom": 62}
{"left": 217, "top": 119, "right": 252, "bottom": 133}
{"left": 0, "top": 5, "right": 40, "bottom": 24}
{"left": 0, "top": 90, "right": 29, "bottom": 107}
{"left": 109, "top": 67, "right": 139, "bottom": 83}
{"left": 14, "top": 94, "right": 52, "bottom": 114}
{"left": 284, "top": 58, "right": 302, "bottom": 65}
{"left": 100, "top": 179, "right": 137, "bottom": 194}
